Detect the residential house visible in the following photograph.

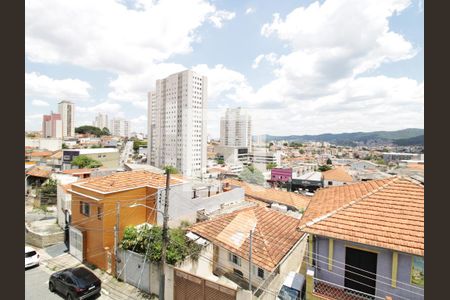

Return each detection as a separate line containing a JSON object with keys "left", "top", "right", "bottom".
{"left": 322, "top": 167, "right": 354, "bottom": 187}
{"left": 68, "top": 170, "right": 184, "bottom": 274}
{"left": 188, "top": 206, "right": 308, "bottom": 299}
{"left": 68, "top": 170, "right": 246, "bottom": 274}
{"left": 300, "top": 177, "right": 424, "bottom": 300}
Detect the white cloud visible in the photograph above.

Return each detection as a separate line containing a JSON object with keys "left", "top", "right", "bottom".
{"left": 208, "top": 10, "right": 236, "bottom": 28}
{"left": 26, "top": 0, "right": 234, "bottom": 73}
{"left": 31, "top": 99, "right": 50, "bottom": 107}
{"left": 245, "top": 8, "right": 254, "bottom": 15}
{"left": 252, "top": 53, "right": 278, "bottom": 69}
{"left": 26, "top": 72, "right": 92, "bottom": 100}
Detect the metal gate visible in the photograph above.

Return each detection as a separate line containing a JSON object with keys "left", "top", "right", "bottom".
{"left": 174, "top": 269, "right": 236, "bottom": 300}
{"left": 69, "top": 226, "right": 84, "bottom": 262}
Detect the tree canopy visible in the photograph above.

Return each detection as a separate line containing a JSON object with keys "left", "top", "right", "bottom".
{"left": 164, "top": 165, "right": 178, "bottom": 174}
{"left": 318, "top": 165, "right": 332, "bottom": 172}
{"left": 266, "top": 162, "right": 277, "bottom": 170}
{"left": 71, "top": 155, "right": 103, "bottom": 168}
{"left": 75, "top": 125, "right": 110, "bottom": 137}
{"left": 239, "top": 165, "right": 265, "bottom": 185}
{"left": 326, "top": 158, "right": 332, "bottom": 165}
{"left": 120, "top": 225, "right": 202, "bottom": 265}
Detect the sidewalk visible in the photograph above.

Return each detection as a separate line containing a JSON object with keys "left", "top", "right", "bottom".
{"left": 38, "top": 251, "right": 153, "bottom": 299}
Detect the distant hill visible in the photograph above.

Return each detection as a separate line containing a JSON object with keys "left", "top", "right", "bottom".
{"left": 393, "top": 135, "right": 424, "bottom": 146}
{"left": 255, "top": 128, "right": 424, "bottom": 146}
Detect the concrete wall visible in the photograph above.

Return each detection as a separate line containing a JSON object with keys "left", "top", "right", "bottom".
{"left": 322, "top": 180, "right": 346, "bottom": 187}
{"left": 25, "top": 138, "right": 62, "bottom": 151}
{"left": 25, "top": 222, "right": 64, "bottom": 248}
{"left": 314, "top": 236, "right": 424, "bottom": 300}
{"left": 159, "top": 184, "right": 245, "bottom": 227}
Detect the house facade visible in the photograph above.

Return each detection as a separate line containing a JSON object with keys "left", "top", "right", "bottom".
{"left": 188, "top": 206, "right": 308, "bottom": 299}
{"left": 300, "top": 177, "right": 424, "bottom": 300}
{"left": 68, "top": 170, "right": 183, "bottom": 274}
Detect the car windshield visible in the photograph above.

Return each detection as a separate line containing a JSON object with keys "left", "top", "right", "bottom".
{"left": 25, "top": 251, "right": 37, "bottom": 258}
{"left": 278, "top": 285, "right": 300, "bottom": 300}
{"left": 72, "top": 268, "right": 99, "bottom": 288}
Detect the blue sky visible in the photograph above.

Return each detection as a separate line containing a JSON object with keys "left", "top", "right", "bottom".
{"left": 25, "top": 0, "right": 424, "bottom": 138}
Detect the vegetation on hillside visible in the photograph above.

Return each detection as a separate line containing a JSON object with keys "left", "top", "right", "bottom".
{"left": 71, "top": 155, "right": 103, "bottom": 168}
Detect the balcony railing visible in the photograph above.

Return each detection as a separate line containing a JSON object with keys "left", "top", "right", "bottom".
{"left": 313, "top": 278, "right": 384, "bottom": 300}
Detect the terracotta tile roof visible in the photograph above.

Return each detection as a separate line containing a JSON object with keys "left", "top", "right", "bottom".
{"left": 29, "top": 151, "right": 53, "bottom": 157}
{"left": 26, "top": 166, "right": 52, "bottom": 178}
{"left": 189, "top": 206, "right": 305, "bottom": 271}
{"left": 223, "top": 178, "right": 310, "bottom": 211}
{"left": 62, "top": 168, "right": 96, "bottom": 175}
{"left": 322, "top": 167, "right": 353, "bottom": 182}
{"left": 72, "top": 170, "right": 184, "bottom": 194}
{"left": 300, "top": 177, "right": 424, "bottom": 256}
{"left": 49, "top": 151, "right": 63, "bottom": 159}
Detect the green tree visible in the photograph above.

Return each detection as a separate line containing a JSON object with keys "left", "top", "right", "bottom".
{"left": 120, "top": 225, "right": 202, "bottom": 264}
{"left": 133, "top": 140, "right": 147, "bottom": 152}
{"left": 326, "top": 158, "right": 332, "bottom": 165}
{"left": 62, "top": 143, "right": 68, "bottom": 149}
{"left": 75, "top": 125, "right": 103, "bottom": 137}
{"left": 71, "top": 155, "right": 102, "bottom": 168}
{"left": 266, "top": 162, "right": 277, "bottom": 170}
{"left": 290, "top": 142, "right": 303, "bottom": 148}
{"left": 40, "top": 178, "right": 57, "bottom": 198}
{"left": 101, "top": 127, "right": 111, "bottom": 136}
{"left": 164, "top": 165, "right": 178, "bottom": 174}
{"left": 283, "top": 142, "right": 288, "bottom": 146}
{"left": 299, "top": 149, "right": 305, "bottom": 154}
{"left": 215, "top": 157, "right": 224, "bottom": 165}
{"left": 239, "top": 166, "right": 265, "bottom": 185}
{"left": 318, "top": 165, "right": 332, "bottom": 172}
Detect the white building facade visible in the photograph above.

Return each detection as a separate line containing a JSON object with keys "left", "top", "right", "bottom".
{"left": 58, "top": 100, "right": 75, "bottom": 137}
{"left": 147, "top": 70, "right": 208, "bottom": 178}
{"left": 220, "top": 107, "right": 252, "bottom": 148}
{"left": 93, "top": 113, "right": 109, "bottom": 130}
{"left": 110, "top": 118, "right": 129, "bottom": 137}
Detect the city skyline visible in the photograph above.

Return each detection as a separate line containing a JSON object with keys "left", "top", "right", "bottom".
{"left": 25, "top": 0, "right": 423, "bottom": 138}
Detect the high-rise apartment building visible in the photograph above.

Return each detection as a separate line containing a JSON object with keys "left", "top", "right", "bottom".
{"left": 110, "top": 118, "right": 129, "bottom": 137}
{"left": 58, "top": 100, "right": 75, "bottom": 137}
{"left": 220, "top": 107, "right": 252, "bottom": 148}
{"left": 147, "top": 70, "right": 208, "bottom": 177}
{"left": 42, "top": 112, "right": 62, "bottom": 138}
{"left": 93, "top": 113, "right": 109, "bottom": 130}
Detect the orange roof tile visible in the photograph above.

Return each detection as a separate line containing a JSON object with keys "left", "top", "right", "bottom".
{"left": 322, "top": 167, "right": 353, "bottom": 182}
{"left": 224, "top": 178, "right": 310, "bottom": 210}
{"left": 72, "top": 170, "right": 184, "bottom": 194}
{"left": 300, "top": 177, "right": 424, "bottom": 256}
{"left": 62, "top": 168, "right": 96, "bottom": 175}
{"left": 189, "top": 206, "right": 305, "bottom": 271}
{"left": 26, "top": 166, "right": 52, "bottom": 178}
{"left": 29, "top": 151, "right": 53, "bottom": 157}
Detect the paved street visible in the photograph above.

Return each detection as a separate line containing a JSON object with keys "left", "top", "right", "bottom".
{"left": 25, "top": 265, "right": 60, "bottom": 300}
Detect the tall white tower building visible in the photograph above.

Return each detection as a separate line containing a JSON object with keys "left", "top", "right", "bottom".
{"left": 58, "top": 100, "right": 75, "bottom": 137}
{"left": 220, "top": 107, "right": 252, "bottom": 148}
{"left": 93, "top": 113, "right": 109, "bottom": 130}
{"left": 147, "top": 70, "right": 208, "bottom": 177}
{"left": 110, "top": 118, "right": 129, "bottom": 137}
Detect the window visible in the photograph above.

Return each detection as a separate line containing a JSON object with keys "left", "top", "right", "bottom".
{"left": 80, "top": 202, "right": 90, "bottom": 216}
{"left": 229, "top": 252, "right": 241, "bottom": 266}
{"left": 328, "top": 181, "right": 333, "bottom": 185}
{"left": 258, "top": 268, "right": 265, "bottom": 279}
{"left": 97, "top": 206, "right": 102, "bottom": 220}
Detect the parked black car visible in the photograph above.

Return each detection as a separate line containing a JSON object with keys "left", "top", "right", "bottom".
{"left": 49, "top": 267, "right": 101, "bottom": 300}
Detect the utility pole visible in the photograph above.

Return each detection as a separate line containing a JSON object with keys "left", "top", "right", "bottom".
{"left": 159, "top": 170, "right": 170, "bottom": 300}
{"left": 248, "top": 229, "right": 253, "bottom": 294}
{"left": 114, "top": 201, "right": 120, "bottom": 277}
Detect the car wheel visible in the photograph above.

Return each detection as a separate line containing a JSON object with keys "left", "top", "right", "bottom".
{"left": 48, "top": 282, "right": 55, "bottom": 292}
